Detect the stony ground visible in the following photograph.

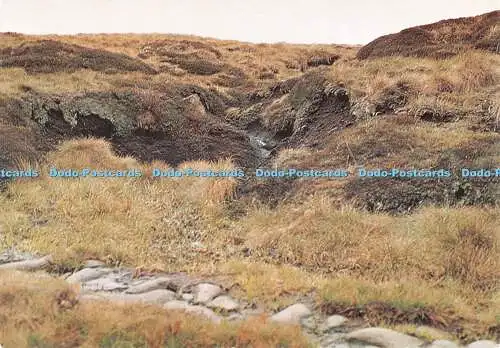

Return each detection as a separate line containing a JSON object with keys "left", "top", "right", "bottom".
{"left": 1, "top": 249, "right": 497, "bottom": 348}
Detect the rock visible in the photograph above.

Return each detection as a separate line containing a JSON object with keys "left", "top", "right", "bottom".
{"left": 207, "top": 295, "right": 239, "bottom": 312}
{"left": 467, "top": 341, "right": 499, "bottom": 348}
{"left": 300, "top": 316, "right": 318, "bottom": 330}
{"left": 0, "top": 255, "right": 52, "bottom": 271}
{"left": 164, "top": 300, "right": 191, "bottom": 310}
{"left": 193, "top": 283, "right": 222, "bottom": 304}
{"left": 164, "top": 301, "right": 221, "bottom": 323}
{"left": 84, "top": 289, "right": 176, "bottom": 305}
{"left": 82, "top": 278, "right": 128, "bottom": 292}
{"left": 125, "top": 277, "right": 173, "bottom": 294}
{"left": 184, "top": 305, "right": 222, "bottom": 324}
{"left": 323, "top": 315, "right": 347, "bottom": 331}
{"left": 83, "top": 260, "right": 105, "bottom": 268}
{"left": 345, "top": 328, "right": 424, "bottom": 348}
{"left": 429, "top": 340, "right": 461, "bottom": 348}
{"left": 66, "top": 268, "right": 112, "bottom": 284}
{"left": 270, "top": 303, "right": 312, "bottom": 324}
{"left": 181, "top": 293, "right": 194, "bottom": 302}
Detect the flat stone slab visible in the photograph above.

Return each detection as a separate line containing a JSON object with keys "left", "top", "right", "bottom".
{"left": 82, "top": 278, "right": 128, "bottom": 292}
{"left": 467, "top": 341, "right": 499, "bottom": 348}
{"left": 81, "top": 289, "right": 176, "bottom": 305}
{"left": 323, "top": 315, "right": 347, "bottom": 331}
{"left": 270, "top": 303, "right": 312, "bottom": 324}
{"left": 0, "top": 255, "right": 52, "bottom": 271}
{"left": 428, "top": 340, "right": 461, "bottom": 348}
{"left": 66, "top": 268, "right": 112, "bottom": 284}
{"left": 193, "top": 283, "right": 222, "bottom": 304}
{"left": 207, "top": 295, "right": 239, "bottom": 312}
{"left": 345, "top": 328, "right": 424, "bottom": 348}
{"left": 163, "top": 301, "right": 221, "bottom": 323}
{"left": 125, "top": 277, "right": 173, "bottom": 294}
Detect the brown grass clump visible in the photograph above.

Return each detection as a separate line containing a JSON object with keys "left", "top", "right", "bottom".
{"left": 0, "top": 269, "right": 309, "bottom": 348}
{"left": 0, "top": 40, "right": 157, "bottom": 74}
{"left": 357, "top": 10, "right": 500, "bottom": 59}
{"left": 0, "top": 138, "right": 238, "bottom": 270}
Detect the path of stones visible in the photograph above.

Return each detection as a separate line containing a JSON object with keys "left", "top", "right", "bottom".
{"left": 0, "top": 251, "right": 497, "bottom": 348}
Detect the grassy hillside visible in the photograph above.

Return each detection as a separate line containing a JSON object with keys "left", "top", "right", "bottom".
{"left": 0, "top": 12, "right": 499, "bottom": 346}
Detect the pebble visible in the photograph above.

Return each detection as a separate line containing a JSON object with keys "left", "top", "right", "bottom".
{"left": 429, "top": 340, "right": 461, "bottom": 348}
{"left": 270, "top": 303, "right": 312, "bottom": 324}
{"left": 82, "top": 278, "right": 128, "bottom": 292}
{"left": 467, "top": 341, "right": 499, "bottom": 348}
{"left": 181, "top": 293, "right": 194, "bottom": 302}
{"left": 0, "top": 255, "right": 53, "bottom": 271}
{"left": 207, "top": 295, "right": 239, "bottom": 312}
{"left": 193, "top": 283, "right": 222, "bottom": 304}
{"left": 323, "top": 315, "right": 347, "bottom": 331}
{"left": 66, "top": 267, "right": 112, "bottom": 284}
{"left": 125, "top": 277, "right": 173, "bottom": 294}
{"left": 345, "top": 327, "right": 424, "bottom": 348}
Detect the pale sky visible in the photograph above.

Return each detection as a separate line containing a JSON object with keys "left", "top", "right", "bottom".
{"left": 0, "top": 0, "right": 498, "bottom": 44}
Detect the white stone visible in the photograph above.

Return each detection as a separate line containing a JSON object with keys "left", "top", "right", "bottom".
{"left": 0, "top": 255, "right": 52, "bottom": 271}
{"left": 345, "top": 328, "right": 424, "bottom": 348}
{"left": 82, "top": 289, "right": 176, "bottom": 305}
{"left": 324, "top": 315, "right": 347, "bottom": 330}
{"left": 163, "top": 301, "right": 221, "bottom": 323}
{"left": 467, "top": 341, "right": 499, "bottom": 348}
{"left": 66, "top": 268, "right": 112, "bottom": 284}
{"left": 82, "top": 278, "right": 128, "bottom": 292}
{"left": 429, "top": 340, "right": 461, "bottom": 348}
{"left": 270, "top": 303, "right": 312, "bottom": 324}
{"left": 193, "top": 283, "right": 222, "bottom": 304}
{"left": 181, "top": 293, "right": 194, "bottom": 302}
{"left": 207, "top": 295, "right": 239, "bottom": 312}
{"left": 125, "top": 277, "right": 172, "bottom": 294}
{"left": 184, "top": 305, "right": 222, "bottom": 324}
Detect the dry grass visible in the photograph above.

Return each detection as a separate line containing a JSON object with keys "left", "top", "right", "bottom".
{"left": 0, "top": 269, "right": 310, "bottom": 348}
{"left": 0, "top": 138, "right": 238, "bottom": 271}
{"left": 0, "top": 139, "right": 499, "bottom": 340}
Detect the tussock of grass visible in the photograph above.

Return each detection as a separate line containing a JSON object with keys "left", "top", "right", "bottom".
{"left": 1, "top": 139, "right": 498, "bottom": 339}
{"left": 0, "top": 138, "right": 238, "bottom": 271}
{"left": 0, "top": 269, "right": 309, "bottom": 348}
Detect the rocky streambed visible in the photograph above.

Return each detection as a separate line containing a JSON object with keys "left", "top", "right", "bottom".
{"left": 0, "top": 250, "right": 498, "bottom": 348}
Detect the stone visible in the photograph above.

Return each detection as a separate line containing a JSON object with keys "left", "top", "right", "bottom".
{"left": 270, "top": 303, "right": 312, "bottom": 324}
{"left": 81, "top": 289, "right": 176, "bottom": 305}
{"left": 184, "top": 305, "right": 222, "bottom": 324}
{"left": 0, "top": 255, "right": 52, "bottom": 271}
{"left": 82, "top": 278, "right": 128, "bottom": 292}
{"left": 429, "top": 340, "right": 461, "bottom": 348}
{"left": 83, "top": 260, "right": 105, "bottom": 268}
{"left": 300, "top": 316, "right": 318, "bottom": 330}
{"left": 323, "top": 315, "right": 347, "bottom": 331}
{"left": 181, "top": 293, "right": 194, "bottom": 302}
{"left": 467, "top": 341, "right": 499, "bottom": 348}
{"left": 193, "top": 283, "right": 222, "bottom": 304}
{"left": 345, "top": 328, "right": 424, "bottom": 348}
{"left": 133, "top": 289, "right": 176, "bottom": 305}
{"left": 163, "top": 301, "right": 221, "bottom": 323}
{"left": 207, "top": 295, "right": 239, "bottom": 312}
{"left": 125, "top": 277, "right": 173, "bottom": 294}
{"left": 66, "top": 268, "right": 112, "bottom": 284}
